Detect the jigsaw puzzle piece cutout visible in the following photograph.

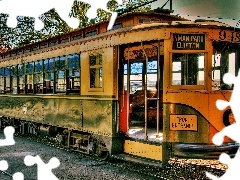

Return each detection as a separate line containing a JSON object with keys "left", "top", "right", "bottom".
{"left": 212, "top": 123, "right": 240, "bottom": 146}
{"left": 0, "top": 0, "right": 123, "bottom": 30}
{"left": 213, "top": 71, "right": 240, "bottom": 145}
{"left": 0, "top": 0, "right": 79, "bottom": 30}
{"left": 54, "top": 0, "right": 79, "bottom": 29}
{"left": 0, "top": 160, "right": 8, "bottom": 171}
{"left": 80, "top": 0, "right": 123, "bottom": 30}
{"left": 0, "top": 126, "right": 15, "bottom": 146}
{"left": 24, "top": 155, "right": 60, "bottom": 180}
{"left": 0, "top": 0, "right": 50, "bottom": 30}
{"left": 206, "top": 150, "right": 240, "bottom": 180}
{"left": 207, "top": 70, "right": 240, "bottom": 179}
{"left": 12, "top": 172, "right": 24, "bottom": 180}
{"left": 217, "top": 71, "right": 240, "bottom": 121}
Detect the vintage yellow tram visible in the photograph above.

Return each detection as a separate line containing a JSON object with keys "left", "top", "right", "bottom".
{"left": 0, "top": 8, "right": 239, "bottom": 166}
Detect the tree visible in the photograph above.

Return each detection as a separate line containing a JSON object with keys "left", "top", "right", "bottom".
{"left": 0, "top": 0, "right": 151, "bottom": 49}
{"left": 0, "top": 44, "right": 8, "bottom": 53}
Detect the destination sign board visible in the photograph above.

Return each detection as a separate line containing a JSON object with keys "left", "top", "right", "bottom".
{"left": 170, "top": 114, "right": 197, "bottom": 131}
{"left": 172, "top": 34, "right": 205, "bottom": 50}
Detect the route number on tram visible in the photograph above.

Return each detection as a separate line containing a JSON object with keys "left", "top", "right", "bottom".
{"left": 170, "top": 115, "right": 197, "bottom": 131}
{"left": 218, "top": 30, "right": 240, "bottom": 42}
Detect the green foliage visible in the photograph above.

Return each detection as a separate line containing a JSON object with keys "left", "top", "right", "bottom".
{"left": 0, "top": 0, "right": 151, "bottom": 50}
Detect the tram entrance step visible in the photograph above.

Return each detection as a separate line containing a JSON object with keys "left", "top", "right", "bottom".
{"left": 111, "top": 153, "right": 162, "bottom": 167}
{"left": 123, "top": 139, "right": 162, "bottom": 161}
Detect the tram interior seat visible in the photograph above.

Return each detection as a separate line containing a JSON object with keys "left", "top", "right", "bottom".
{"left": 130, "top": 90, "right": 163, "bottom": 128}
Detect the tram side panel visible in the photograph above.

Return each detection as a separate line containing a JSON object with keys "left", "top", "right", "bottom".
{"left": 164, "top": 92, "right": 210, "bottom": 143}
{"left": 79, "top": 46, "right": 122, "bottom": 155}
{"left": 0, "top": 45, "right": 122, "bottom": 155}
{"left": 0, "top": 96, "right": 43, "bottom": 122}
{"left": 164, "top": 91, "right": 234, "bottom": 158}
{"left": 42, "top": 98, "right": 83, "bottom": 130}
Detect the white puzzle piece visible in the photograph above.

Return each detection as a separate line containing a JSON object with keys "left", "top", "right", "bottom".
{"left": 0, "top": 0, "right": 123, "bottom": 30}
{"left": 206, "top": 71, "right": 240, "bottom": 179}
{"left": 24, "top": 155, "right": 60, "bottom": 180}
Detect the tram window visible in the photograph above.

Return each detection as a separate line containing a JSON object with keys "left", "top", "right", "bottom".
{"left": 25, "top": 48, "right": 31, "bottom": 53}
{"left": 68, "top": 54, "right": 80, "bottom": 69}
{"left": 172, "top": 53, "right": 204, "bottom": 85}
{"left": 50, "top": 41, "right": 58, "bottom": 47}
{"left": 40, "top": 44, "right": 48, "bottom": 49}
{"left": 44, "top": 72, "right": 54, "bottom": 93}
{"left": 55, "top": 56, "right": 66, "bottom": 70}
{"left": 5, "top": 67, "right": 11, "bottom": 93}
{"left": 44, "top": 58, "right": 54, "bottom": 71}
{"left": 55, "top": 70, "right": 66, "bottom": 93}
{"left": 11, "top": 66, "right": 18, "bottom": 94}
{"left": 34, "top": 73, "right": 43, "bottom": 94}
{"left": 18, "top": 64, "right": 25, "bottom": 94}
{"left": 67, "top": 54, "right": 80, "bottom": 93}
{"left": 26, "top": 74, "right": 33, "bottom": 93}
{"left": 72, "top": 34, "right": 82, "bottom": 41}
{"left": 25, "top": 62, "right": 34, "bottom": 93}
{"left": 89, "top": 54, "right": 102, "bottom": 88}
{"left": 0, "top": 68, "right": 4, "bottom": 93}
{"left": 35, "top": 61, "right": 43, "bottom": 73}
{"left": 124, "top": 60, "right": 158, "bottom": 93}
{"left": 68, "top": 69, "right": 80, "bottom": 92}
{"left": 212, "top": 52, "right": 235, "bottom": 90}
{"left": 44, "top": 59, "right": 54, "bottom": 93}
{"left": 55, "top": 56, "right": 66, "bottom": 93}
{"left": 18, "top": 50, "right": 23, "bottom": 55}
{"left": 86, "top": 30, "right": 97, "bottom": 37}
{"left": 112, "top": 23, "right": 122, "bottom": 30}
{"left": 32, "top": 46, "right": 39, "bottom": 51}
{"left": 60, "top": 38, "right": 69, "bottom": 44}
{"left": 148, "top": 61, "right": 158, "bottom": 73}
{"left": 34, "top": 61, "right": 43, "bottom": 93}
{"left": 26, "top": 62, "right": 34, "bottom": 74}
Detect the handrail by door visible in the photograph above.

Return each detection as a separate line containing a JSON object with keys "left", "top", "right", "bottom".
{"left": 141, "top": 41, "right": 148, "bottom": 140}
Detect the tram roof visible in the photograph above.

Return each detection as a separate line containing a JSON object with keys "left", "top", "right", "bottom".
{"left": 1, "top": 8, "right": 240, "bottom": 58}
{"left": 130, "top": 20, "right": 232, "bottom": 29}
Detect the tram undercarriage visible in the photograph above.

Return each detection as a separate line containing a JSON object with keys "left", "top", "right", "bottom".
{"left": 0, "top": 116, "right": 114, "bottom": 160}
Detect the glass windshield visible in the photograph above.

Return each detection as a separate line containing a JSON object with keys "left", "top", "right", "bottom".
{"left": 172, "top": 53, "right": 204, "bottom": 85}
{"left": 212, "top": 42, "right": 239, "bottom": 90}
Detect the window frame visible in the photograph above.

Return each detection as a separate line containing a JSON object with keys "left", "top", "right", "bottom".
{"left": 170, "top": 52, "right": 207, "bottom": 90}
{"left": 5, "top": 66, "right": 12, "bottom": 94}
{"left": 25, "top": 62, "right": 34, "bottom": 94}
{"left": 43, "top": 58, "right": 55, "bottom": 94}
{"left": 34, "top": 60, "right": 44, "bottom": 94}
{"left": 54, "top": 56, "right": 67, "bottom": 93}
{"left": 66, "top": 54, "right": 80, "bottom": 94}
{"left": 11, "top": 65, "right": 18, "bottom": 94}
{"left": 89, "top": 53, "right": 103, "bottom": 92}
{"left": 0, "top": 53, "right": 81, "bottom": 95}
{"left": 18, "top": 63, "right": 25, "bottom": 94}
{"left": 0, "top": 68, "right": 5, "bottom": 94}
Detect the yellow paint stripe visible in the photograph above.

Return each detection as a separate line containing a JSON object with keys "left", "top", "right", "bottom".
{"left": 124, "top": 140, "right": 162, "bottom": 161}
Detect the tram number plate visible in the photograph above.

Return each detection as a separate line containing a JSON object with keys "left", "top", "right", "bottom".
{"left": 170, "top": 115, "right": 197, "bottom": 131}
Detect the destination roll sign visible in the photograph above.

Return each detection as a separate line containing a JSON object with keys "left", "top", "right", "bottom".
{"left": 172, "top": 34, "right": 205, "bottom": 50}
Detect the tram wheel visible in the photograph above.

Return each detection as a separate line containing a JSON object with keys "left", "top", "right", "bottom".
{"left": 98, "top": 150, "right": 110, "bottom": 161}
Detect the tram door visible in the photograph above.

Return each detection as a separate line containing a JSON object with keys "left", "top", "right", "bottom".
{"left": 119, "top": 41, "right": 163, "bottom": 141}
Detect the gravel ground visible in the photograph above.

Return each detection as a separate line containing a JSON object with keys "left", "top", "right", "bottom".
{"left": 0, "top": 130, "right": 159, "bottom": 180}
{"left": 0, "top": 129, "right": 227, "bottom": 180}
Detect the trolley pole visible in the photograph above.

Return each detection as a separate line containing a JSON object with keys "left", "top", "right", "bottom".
{"left": 170, "top": 0, "right": 172, "bottom": 10}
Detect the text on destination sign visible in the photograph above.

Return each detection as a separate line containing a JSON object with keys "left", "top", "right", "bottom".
{"left": 172, "top": 34, "right": 205, "bottom": 50}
